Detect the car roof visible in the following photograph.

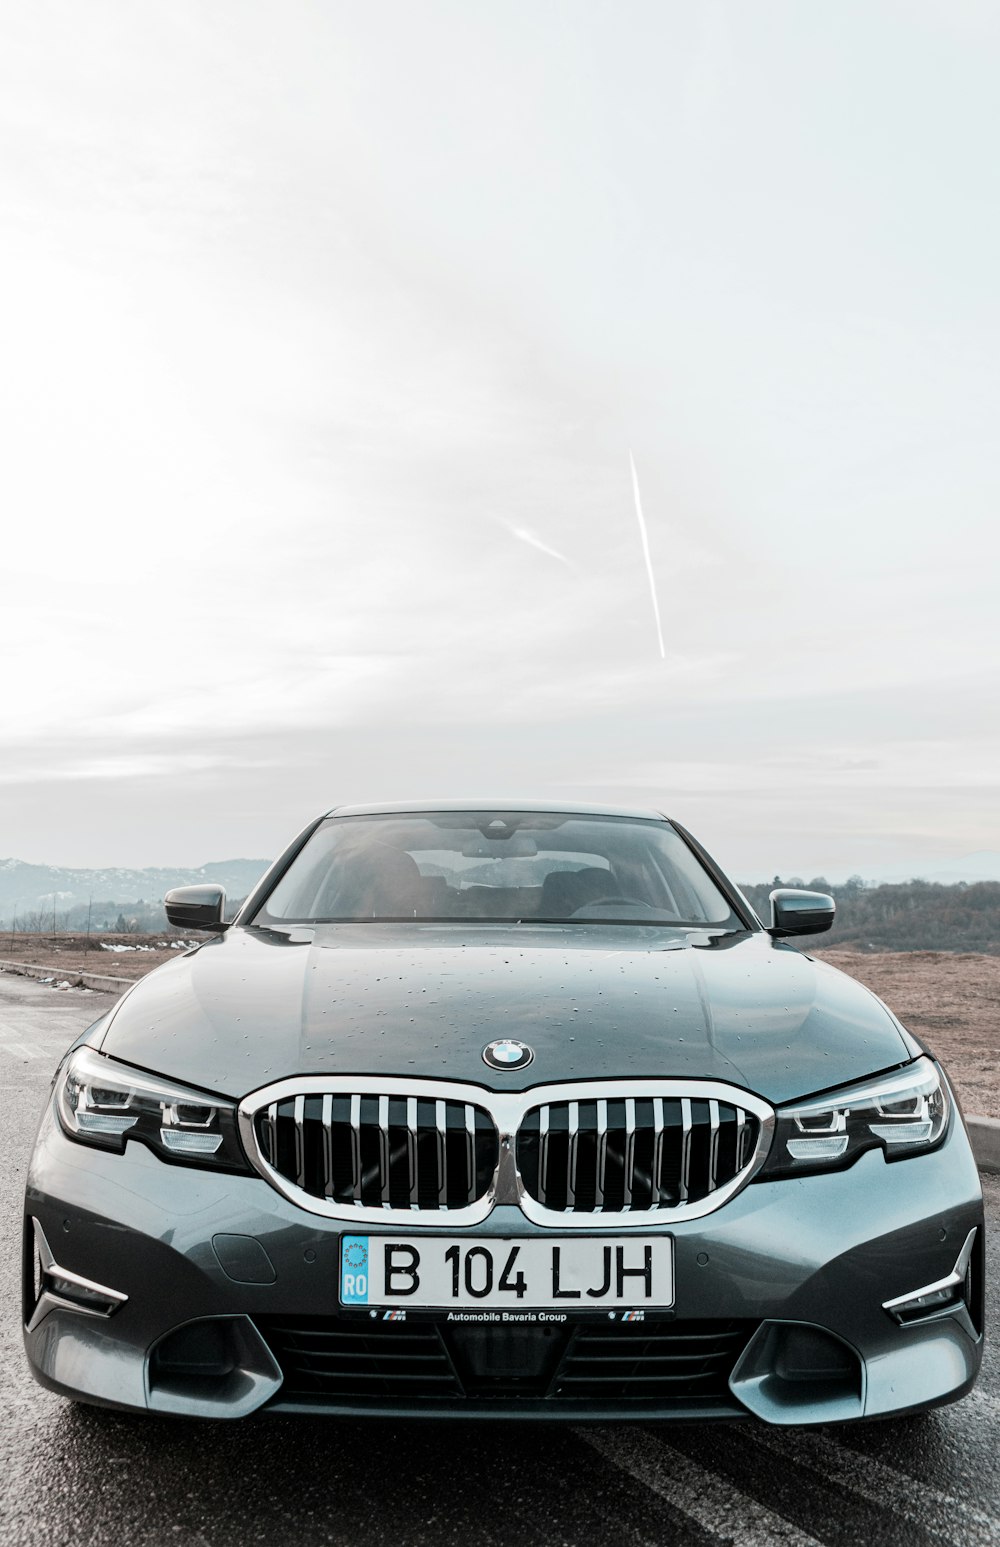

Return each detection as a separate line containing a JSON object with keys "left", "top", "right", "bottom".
{"left": 326, "top": 799, "right": 669, "bottom": 821}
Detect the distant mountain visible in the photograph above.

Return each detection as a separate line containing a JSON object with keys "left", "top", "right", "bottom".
{"left": 0, "top": 857, "right": 272, "bottom": 920}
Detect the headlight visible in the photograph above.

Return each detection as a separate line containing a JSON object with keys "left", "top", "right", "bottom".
{"left": 760, "top": 1057, "right": 950, "bottom": 1178}
{"left": 55, "top": 1046, "right": 249, "bottom": 1173}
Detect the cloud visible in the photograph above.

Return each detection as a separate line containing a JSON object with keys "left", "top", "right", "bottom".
{"left": 0, "top": 3, "right": 997, "bottom": 877}
{"left": 504, "top": 524, "right": 573, "bottom": 566}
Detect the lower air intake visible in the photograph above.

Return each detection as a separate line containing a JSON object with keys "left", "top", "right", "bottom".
{"left": 257, "top": 1318, "right": 462, "bottom": 1401}
{"left": 551, "top": 1318, "right": 755, "bottom": 1400}
{"left": 258, "top": 1316, "right": 756, "bottom": 1408}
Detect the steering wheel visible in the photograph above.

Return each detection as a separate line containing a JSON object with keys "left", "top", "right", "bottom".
{"left": 570, "top": 896, "right": 656, "bottom": 914}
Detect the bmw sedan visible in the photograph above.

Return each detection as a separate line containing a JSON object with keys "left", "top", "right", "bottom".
{"left": 23, "top": 802, "right": 984, "bottom": 1423}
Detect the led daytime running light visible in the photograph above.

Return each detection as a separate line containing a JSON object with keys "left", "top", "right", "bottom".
{"left": 763, "top": 1057, "right": 949, "bottom": 1177}
{"left": 55, "top": 1046, "right": 247, "bottom": 1173}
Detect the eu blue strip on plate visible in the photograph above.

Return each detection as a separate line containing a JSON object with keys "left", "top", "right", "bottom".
{"left": 340, "top": 1235, "right": 370, "bottom": 1304}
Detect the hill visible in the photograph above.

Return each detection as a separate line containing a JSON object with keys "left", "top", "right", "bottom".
{"left": 0, "top": 857, "right": 271, "bottom": 931}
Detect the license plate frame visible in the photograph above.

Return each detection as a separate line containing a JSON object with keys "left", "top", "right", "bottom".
{"left": 339, "top": 1233, "right": 674, "bottom": 1316}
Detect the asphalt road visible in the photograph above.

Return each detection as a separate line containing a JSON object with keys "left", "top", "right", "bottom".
{"left": 0, "top": 972, "right": 997, "bottom": 1547}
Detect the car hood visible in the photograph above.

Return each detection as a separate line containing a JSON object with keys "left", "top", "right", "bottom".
{"left": 97, "top": 924, "right": 916, "bottom": 1107}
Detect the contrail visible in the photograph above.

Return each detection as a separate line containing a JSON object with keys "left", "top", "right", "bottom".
{"left": 629, "top": 450, "right": 665, "bottom": 659}
{"left": 506, "top": 524, "right": 572, "bottom": 566}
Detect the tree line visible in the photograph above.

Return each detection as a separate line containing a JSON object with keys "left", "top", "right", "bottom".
{"left": 738, "top": 878, "right": 1000, "bottom": 954}
{"left": 2, "top": 880, "right": 998, "bottom": 954}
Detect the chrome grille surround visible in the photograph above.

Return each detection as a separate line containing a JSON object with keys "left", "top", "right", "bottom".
{"left": 238, "top": 1077, "right": 775, "bottom": 1228}
{"left": 517, "top": 1091, "right": 764, "bottom": 1214}
{"left": 240, "top": 1078, "right": 498, "bottom": 1226}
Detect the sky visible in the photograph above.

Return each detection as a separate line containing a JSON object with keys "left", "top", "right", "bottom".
{"left": 1, "top": 0, "right": 998, "bottom": 881}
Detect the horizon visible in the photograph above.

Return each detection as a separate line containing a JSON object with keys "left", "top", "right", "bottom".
{"left": 2, "top": 841, "right": 1000, "bottom": 892}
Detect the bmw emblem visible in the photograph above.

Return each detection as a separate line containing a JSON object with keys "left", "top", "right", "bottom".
{"left": 483, "top": 1039, "right": 534, "bottom": 1072}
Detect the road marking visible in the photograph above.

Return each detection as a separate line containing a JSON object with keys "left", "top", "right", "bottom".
{"left": 0, "top": 1042, "right": 51, "bottom": 1060}
{"left": 578, "top": 1428, "right": 822, "bottom": 1546}
{"left": 0, "top": 1035, "right": 70, "bottom": 1044}
{"left": 749, "top": 1425, "right": 1000, "bottom": 1547}
{"left": 0, "top": 1035, "right": 71, "bottom": 1049}
{"left": 0, "top": 1026, "right": 78, "bottom": 1040}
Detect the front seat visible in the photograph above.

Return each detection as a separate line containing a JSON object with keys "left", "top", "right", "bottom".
{"left": 538, "top": 866, "right": 615, "bottom": 918}
{"left": 317, "top": 841, "right": 424, "bottom": 918}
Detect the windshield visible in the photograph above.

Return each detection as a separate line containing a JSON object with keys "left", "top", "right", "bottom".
{"left": 252, "top": 812, "right": 742, "bottom": 929}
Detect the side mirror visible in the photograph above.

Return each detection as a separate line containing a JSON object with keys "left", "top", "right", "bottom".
{"left": 768, "top": 888, "right": 835, "bottom": 938}
{"left": 165, "top": 884, "right": 227, "bottom": 932}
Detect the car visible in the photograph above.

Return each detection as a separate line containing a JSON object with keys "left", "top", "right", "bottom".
{"left": 23, "top": 801, "right": 984, "bottom": 1422}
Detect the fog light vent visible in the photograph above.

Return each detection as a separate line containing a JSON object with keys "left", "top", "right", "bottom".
{"left": 146, "top": 1316, "right": 282, "bottom": 1419}
{"left": 729, "top": 1320, "right": 864, "bottom": 1425}
{"left": 774, "top": 1326, "right": 857, "bottom": 1384}
{"left": 151, "top": 1321, "right": 235, "bottom": 1379}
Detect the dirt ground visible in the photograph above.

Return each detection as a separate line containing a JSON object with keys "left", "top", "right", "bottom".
{"left": 2, "top": 935, "right": 997, "bottom": 1117}
{"left": 812, "top": 947, "right": 1000, "bottom": 1119}
{"left": 0, "top": 932, "right": 190, "bottom": 981}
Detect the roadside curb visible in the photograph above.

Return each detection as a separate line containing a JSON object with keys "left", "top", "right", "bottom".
{"left": 968, "top": 1116, "right": 1000, "bottom": 1176}
{"left": 0, "top": 960, "right": 134, "bottom": 994}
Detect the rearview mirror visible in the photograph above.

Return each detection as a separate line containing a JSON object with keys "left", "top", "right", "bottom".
{"left": 768, "top": 888, "right": 835, "bottom": 938}
{"left": 164, "top": 884, "right": 227, "bottom": 932}
{"left": 460, "top": 836, "right": 538, "bottom": 858}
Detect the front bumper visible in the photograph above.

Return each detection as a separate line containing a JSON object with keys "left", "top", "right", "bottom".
{"left": 23, "top": 1101, "right": 984, "bottom": 1422}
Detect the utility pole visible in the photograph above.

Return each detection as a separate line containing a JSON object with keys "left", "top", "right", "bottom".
{"left": 86, "top": 895, "right": 93, "bottom": 951}
{"left": 8, "top": 902, "right": 16, "bottom": 955}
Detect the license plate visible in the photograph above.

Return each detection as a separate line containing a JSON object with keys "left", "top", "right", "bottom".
{"left": 339, "top": 1235, "right": 673, "bottom": 1311}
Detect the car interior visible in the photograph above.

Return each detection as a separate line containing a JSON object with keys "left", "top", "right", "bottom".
{"left": 257, "top": 814, "right": 737, "bottom": 926}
